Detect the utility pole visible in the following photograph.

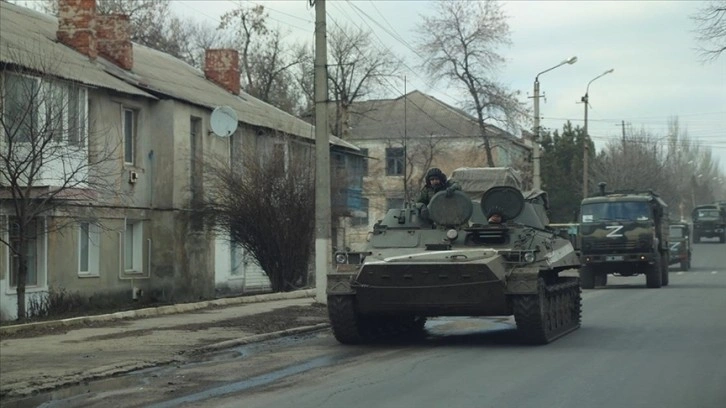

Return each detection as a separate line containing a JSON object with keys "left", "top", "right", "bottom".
{"left": 403, "top": 76, "right": 408, "bottom": 203}
{"left": 582, "top": 92, "right": 589, "bottom": 198}
{"left": 621, "top": 120, "right": 626, "bottom": 147}
{"left": 533, "top": 78, "right": 542, "bottom": 190}
{"left": 314, "top": 0, "right": 331, "bottom": 304}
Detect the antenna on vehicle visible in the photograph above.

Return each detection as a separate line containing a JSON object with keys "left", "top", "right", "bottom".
{"left": 598, "top": 182, "right": 607, "bottom": 196}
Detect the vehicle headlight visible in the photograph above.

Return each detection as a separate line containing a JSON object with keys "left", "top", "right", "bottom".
{"left": 523, "top": 252, "right": 536, "bottom": 263}
{"left": 335, "top": 253, "right": 348, "bottom": 264}
{"left": 446, "top": 229, "right": 458, "bottom": 240}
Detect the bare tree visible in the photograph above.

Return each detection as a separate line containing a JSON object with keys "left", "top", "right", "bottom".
{"left": 415, "top": 0, "right": 527, "bottom": 167}
{"left": 0, "top": 55, "right": 120, "bottom": 320}
{"left": 691, "top": 0, "right": 726, "bottom": 62}
{"left": 202, "top": 143, "right": 315, "bottom": 292}
{"left": 293, "top": 43, "right": 315, "bottom": 116}
{"left": 591, "top": 120, "right": 724, "bottom": 217}
{"left": 327, "top": 24, "right": 402, "bottom": 138}
{"left": 168, "top": 17, "right": 229, "bottom": 69}
{"left": 219, "top": 3, "right": 306, "bottom": 113}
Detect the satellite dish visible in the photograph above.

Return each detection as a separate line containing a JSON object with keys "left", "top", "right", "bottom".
{"left": 210, "top": 106, "right": 238, "bottom": 137}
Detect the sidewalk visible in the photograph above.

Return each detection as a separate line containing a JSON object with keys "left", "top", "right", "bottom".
{"left": 0, "top": 289, "right": 330, "bottom": 399}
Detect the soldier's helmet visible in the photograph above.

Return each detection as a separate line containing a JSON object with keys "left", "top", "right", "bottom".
{"left": 425, "top": 167, "right": 447, "bottom": 186}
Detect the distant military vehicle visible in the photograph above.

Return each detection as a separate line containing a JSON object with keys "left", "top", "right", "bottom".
{"left": 579, "top": 183, "right": 670, "bottom": 289}
{"left": 691, "top": 204, "right": 726, "bottom": 243}
{"left": 327, "top": 167, "right": 582, "bottom": 345}
{"left": 668, "top": 222, "right": 691, "bottom": 271}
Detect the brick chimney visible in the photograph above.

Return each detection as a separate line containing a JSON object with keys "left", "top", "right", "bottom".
{"left": 204, "top": 49, "right": 241, "bottom": 95}
{"left": 57, "top": 0, "right": 97, "bottom": 60}
{"left": 96, "top": 14, "right": 133, "bottom": 70}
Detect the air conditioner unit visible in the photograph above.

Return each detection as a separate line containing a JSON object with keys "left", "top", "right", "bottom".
{"left": 128, "top": 170, "right": 139, "bottom": 184}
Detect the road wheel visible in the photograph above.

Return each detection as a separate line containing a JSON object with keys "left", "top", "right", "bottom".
{"left": 327, "top": 295, "right": 368, "bottom": 344}
{"left": 720, "top": 233, "right": 725, "bottom": 244}
{"left": 580, "top": 265, "right": 595, "bottom": 289}
{"left": 646, "top": 257, "right": 662, "bottom": 288}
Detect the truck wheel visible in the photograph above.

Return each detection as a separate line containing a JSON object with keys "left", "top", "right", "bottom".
{"left": 580, "top": 265, "right": 595, "bottom": 289}
{"left": 660, "top": 253, "right": 669, "bottom": 286}
{"left": 646, "top": 257, "right": 662, "bottom": 288}
{"left": 594, "top": 273, "right": 608, "bottom": 287}
{"left": 680, "top": 259, "right": 689, "bottom": 271}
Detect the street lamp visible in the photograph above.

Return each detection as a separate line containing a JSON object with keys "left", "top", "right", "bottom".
{"left": 581, "top": 68, "right": 614, "bottom": 198}
{"left": 532, "top": 56, "right": 577, "bottom": 190}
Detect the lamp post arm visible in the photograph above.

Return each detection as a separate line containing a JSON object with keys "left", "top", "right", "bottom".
{"left": 586, "top": 68, "right": 615, "bottom": 95}
{"left": 536, "top": 56, "right": 578, "bottom": 82}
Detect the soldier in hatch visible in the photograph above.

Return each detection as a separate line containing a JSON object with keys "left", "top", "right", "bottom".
{"left": 416, "top": 167, "right": 461, "bottom": 206}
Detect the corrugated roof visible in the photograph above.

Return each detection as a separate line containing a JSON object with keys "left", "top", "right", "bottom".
{"left": 345, "top": 90, "right": 523, "bottom": 148}
{"left": 0, "top": 1, "right": 154, "bottom": 99}
{"left": 107, "top": 43, "right": 357, "bottom": 150}
{"left": 0, "top": 2, "right": 357, "bottom": 151}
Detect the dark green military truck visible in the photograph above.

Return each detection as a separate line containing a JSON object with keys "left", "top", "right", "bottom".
{"left": 668, "top": 223, "right": 691, "bottom": 271}
{"left": 579, "top": 184, "right": 670, "bottom": 289}
{"left": 691, "top": 204, "right": 726, "bottom": 243}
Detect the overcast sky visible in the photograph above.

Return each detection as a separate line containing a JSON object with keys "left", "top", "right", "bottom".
{"left": 176, "top": 1, "right": 725, "bottom": 174}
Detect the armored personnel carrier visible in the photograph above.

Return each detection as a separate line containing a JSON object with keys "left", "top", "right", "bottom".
{"left": 327, "top": 168, "right": 582, "bottom": 345}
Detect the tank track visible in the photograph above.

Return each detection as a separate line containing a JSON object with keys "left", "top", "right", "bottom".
{"left": 512, "top": 276, "right": 581, "bottom": 344}
{"left": 327, "top": 295, "right": 427, "bottom": 344}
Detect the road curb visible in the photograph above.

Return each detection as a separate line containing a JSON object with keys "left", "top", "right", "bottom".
{"left": 0, "top": 289, "right": 317, "bottom": 336}
{"left": 189, "top": 323, "right": 331, "bottom": 355}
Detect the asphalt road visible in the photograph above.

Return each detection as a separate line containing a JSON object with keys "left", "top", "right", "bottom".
{"left": 20, "top": 240, "right": 726, "bottom": 408}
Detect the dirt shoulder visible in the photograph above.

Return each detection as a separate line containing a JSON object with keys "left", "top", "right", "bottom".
{"left": 0, "top": 297, "right": 330, "bottom": 399}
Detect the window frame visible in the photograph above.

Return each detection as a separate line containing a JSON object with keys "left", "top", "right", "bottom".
{"left": 385, "top": 147, "right": 404, "bottom": 176}
{"left": 351, "top": 197, "right": 369, "bottom": 227}
{"left": 124, "top": 220, "right": 144, "bottom": 273}
{"left": 123, "top": 108, "right": 136, "bottom": 164}
{"left": 2, "top": 73, "right": 88, "bottom": 146}
{"left": 78, "top": 221, "right": 101, "bottom": 277}
{"left": 5, "top": 216, "right": 47, "bottom": 290}
{"left": 3, "top": 72, "right": 40, "bottom": 143}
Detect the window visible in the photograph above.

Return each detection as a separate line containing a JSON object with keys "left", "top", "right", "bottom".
{"left": 67, "top": 85, "right": 86, "bottom": 145}
{"left": 581, "top": 202, "right": 651, "bottom": 223}
{"left": 78, "top": 222, "right": 100, "bottom": 276}
{"left": 123, "top": 108, "right": 136, "bottom": 164}
{"left": 386, "top": 147, "right": 404, "bottom": 176}
{"left": 124, "top": 220, "right": 143, "bottom": 273}
{"left": 230, "top": 242, "right": 243, "bottom": 277}
{"left": 8, "top": 217, "right": 46, "bottom": 288}
{"left": 333, "top": 152, "right": 346, "bottom": 171}
{"left": 3, "top": 73, "right": 39, "bottom": 143}
{"left": 351, "top": 198, "right": 369, "bottom": 227}
{"left": 359, "top": 148, "right": 368, "bottom": 176}
{"left": 2, "top": 73, "right": 87, "bottom": 144}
